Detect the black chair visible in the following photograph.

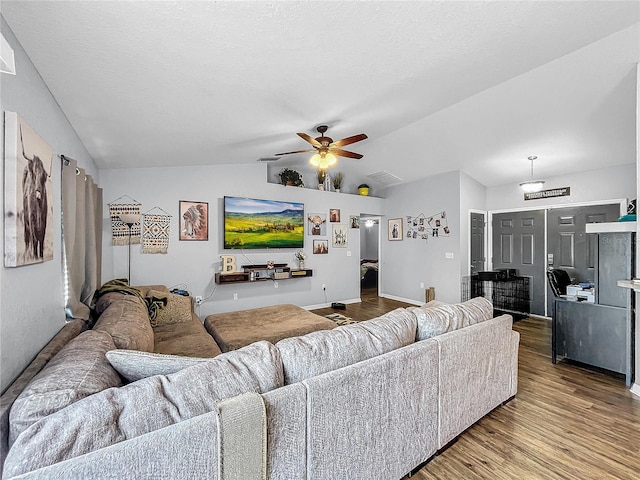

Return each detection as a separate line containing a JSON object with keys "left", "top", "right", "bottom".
{"left": 547, "top": 268, "right": 571, "bottom": 297}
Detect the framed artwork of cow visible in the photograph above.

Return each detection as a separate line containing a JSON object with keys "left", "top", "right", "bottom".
{"left": 179, "top": 201, "right": 208, "bottom": 241}
{"left": 4, "top": 112, "right": 54, "bottom": 267}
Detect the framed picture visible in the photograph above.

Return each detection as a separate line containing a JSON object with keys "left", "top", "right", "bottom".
{"left": 349, "top": 215, "right": 360, "bottom": 229}
{"left": 307, "top": 213, "right": 327, "bottom": 236}
{"left": 313, "top": 239, "right": 329, "bottom": 254}
{"left": 179, "top": 201, "right": 208, "bottom": 241}
{"left": 388, "top": 218, "right": 402, "bottom": 241}
{"left": 332, "top": 224, "right": 348, "bottom": 248}
{"left": 4, "top": 112, "right": 54, "bottom": 267}
{"left": 329, "top": 208, "right": 341, "bottom": 222}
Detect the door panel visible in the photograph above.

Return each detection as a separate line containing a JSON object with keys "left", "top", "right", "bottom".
{"left": 470, "top": 212, "right": 485, "bottom": 275}
{"left": 492, "top": 210, "right": 545, "bottom": 315}
{"left": 546, "top": 204, "right": 620, "bottom": 314}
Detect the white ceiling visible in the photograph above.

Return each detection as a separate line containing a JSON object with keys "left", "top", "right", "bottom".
{"left": 2, "top": 1, "right": 639, "bottom": 188}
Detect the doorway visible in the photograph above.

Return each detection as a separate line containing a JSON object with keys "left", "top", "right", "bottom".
{"left": 470, "top": 211, "right": 486, "bottom": 275}
{"left": 360, "top": 215, "right": 380, "bottom": 299}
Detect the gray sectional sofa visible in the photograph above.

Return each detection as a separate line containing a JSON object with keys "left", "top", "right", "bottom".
{"left": 0, "top": 287, "right": 519, "bottom": 480}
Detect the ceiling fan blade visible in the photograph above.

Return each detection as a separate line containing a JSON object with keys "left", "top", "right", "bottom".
{"left": 297, "top": 133, "right": 322, "bottom": 147}
{"left": 330, "top": 148, "right": 363, "bottom": 159}
{"left": 275, "top": 148, "right": 316, "bottom": 156}
{"left": 331, "top": 133, "right": 368, "bottom": 148}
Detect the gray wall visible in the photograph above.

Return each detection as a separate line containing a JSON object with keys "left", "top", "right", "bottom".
{"left": 486, "top": 163, "right": 635, "bottom": 212}
{"left": 381, "top": 170, "right": 462, "bottom": 304}
{"left": 99, "top": 164, "right": 385, "bottom": 316}
{"left": 0, "top": 17, "right": 98, "bottom": 392}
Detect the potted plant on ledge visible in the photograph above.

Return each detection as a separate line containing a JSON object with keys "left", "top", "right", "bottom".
{"left": 358, "top": 183, "right": 370, "bottom": 196}
{"left": 332, "top": 172, "right": 344, "bottom": 193}
{"left": 279, "top": 168, "right": 304, "bottom": 187}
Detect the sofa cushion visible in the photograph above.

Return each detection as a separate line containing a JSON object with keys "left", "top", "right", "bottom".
{"left": 8, "top": 330, "right": 121, "bottom": 447}
{"left": 153, "top": 316, "right": 223, "bottom": 358}
{"left": 93, "top": 294, "right": 154, "bottom": 352}
{"left": 106, "top": 350, "right": 211, "bottom": 382}
{"left": 409, "top": 296, "right": 494, "bottom": 340}
{"left": 276, "top": 308, "right": 416, "bottom": 384}
{"left": 146, "top": 290, "right": 193, "bottom": 327}
{"left": 3, "top": 341, "right": 284, "bottom": 477}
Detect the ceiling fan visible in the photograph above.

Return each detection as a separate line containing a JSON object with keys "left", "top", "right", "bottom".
{"left": 275, "top": 125, "right": 367, "bottom": 169}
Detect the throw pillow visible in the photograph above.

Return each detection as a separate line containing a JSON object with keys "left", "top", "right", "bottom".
{"left": 93, "top": 294, "right": 155, "bottom": 352}
{"left": 146, "top": 289, "right": 193, "bottom": 327}
{"left": 8, "top": 330, "right": 122, "bottom": 447}
{"left": 106, "top": 349, "right": 211, "bottom": 382}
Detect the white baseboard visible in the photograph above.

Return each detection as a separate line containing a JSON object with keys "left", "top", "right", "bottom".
{"left": 379, "top": 293, "right": 422, "bottom": 306}
{"left": 630, "top": 383, "right": 640, "bottom": 398}
{"left": 303, "top": 298, "right": 361, "bottom": 311}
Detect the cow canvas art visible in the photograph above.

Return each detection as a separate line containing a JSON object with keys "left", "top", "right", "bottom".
{"left": 4, "top": 112, "right": 54, "bottom": 267}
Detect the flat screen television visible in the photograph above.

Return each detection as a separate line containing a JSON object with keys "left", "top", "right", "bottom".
{"left": 223, "top": 196, "right": 304, "bottom": 249}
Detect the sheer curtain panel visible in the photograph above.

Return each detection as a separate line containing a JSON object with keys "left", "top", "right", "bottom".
{"left": 61, "top": 156, "right": 102, "bottom": 320}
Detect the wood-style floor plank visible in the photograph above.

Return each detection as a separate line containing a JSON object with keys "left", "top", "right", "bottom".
{"left": 313, "top": 292, "right": 640, "bottom": 480}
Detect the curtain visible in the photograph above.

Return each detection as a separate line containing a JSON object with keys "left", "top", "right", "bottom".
{"left": 61, "top": 156, "right": 103, "bottom": 320}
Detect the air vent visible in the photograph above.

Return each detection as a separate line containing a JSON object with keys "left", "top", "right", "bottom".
{"left": 366, "top": 170, "right": 403, "bottom": 186}
{"left": 257, "top": 157, "right": 280, "bottom": 162}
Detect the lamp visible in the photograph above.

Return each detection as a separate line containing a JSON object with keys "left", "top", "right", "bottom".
{"left": 309, "top": 150, "right": 337, "bottom": 169}
{"left": 119, "top": 213, "right": 141, "bottom": 282}
{"left": 519, "top": 156, "right": 545, "bottom": 193}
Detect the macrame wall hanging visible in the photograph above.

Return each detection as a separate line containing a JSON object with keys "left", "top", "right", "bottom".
{"left": 142, "top": 207, "right": 172, "bottom": 254}
{"left": 406, "top": 211, "right": 450, "bottom": 241}
{"left": 109, "top": 195, "right": 141, "bottom": 246}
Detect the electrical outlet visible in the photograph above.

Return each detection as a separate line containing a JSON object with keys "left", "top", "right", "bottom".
{"left": 273, "top": 281, "right": 278, "bottom": 288}
{"left": 233, "top": 293, "right": 238, "bottom": 300}
{"left": 322, "top": 283, "right": 326, "bottom": 291}
{"left": 420, "top": 283, "right": 424, "bottom": 289}
{"left": 195, "top": 296, "right": 203, "bottom": 305}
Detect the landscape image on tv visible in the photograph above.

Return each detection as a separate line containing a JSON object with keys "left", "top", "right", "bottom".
{"left": 224, "top": 196, "right": 304, "bottom": 249}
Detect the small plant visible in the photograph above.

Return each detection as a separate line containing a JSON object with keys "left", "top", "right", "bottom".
{"left": 332, "top": 172, "right": 344, "bottom": 190}
{"left": 294, "top": 251, "right": 306, "bottom": 261}
{"left": 278, "top": 168, "right": 304, "bottom": 187}
{"left": 316, "top": 169, "right": 326, "bottom": 184}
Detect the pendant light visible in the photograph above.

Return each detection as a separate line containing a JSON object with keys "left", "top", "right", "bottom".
{"left": 519, "top": 156, "right": 545, "bottom": 193}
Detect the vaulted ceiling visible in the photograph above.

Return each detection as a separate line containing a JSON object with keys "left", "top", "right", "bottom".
{"left": 2, "top": 1, "right": 639, "bottom": 188}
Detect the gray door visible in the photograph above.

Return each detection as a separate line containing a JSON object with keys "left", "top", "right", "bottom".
{"left": 470, "top": 212, "right": 485, "bottom": 275}
{"left": 492, "top": 210, "right": 545, "bottom": 315}
{"left": 546, "top": 204, "right": 620, "bottom": 313}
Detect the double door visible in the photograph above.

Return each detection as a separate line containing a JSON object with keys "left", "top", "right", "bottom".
{"left": 491, "top": 204, "right": 619, "bottom": 316}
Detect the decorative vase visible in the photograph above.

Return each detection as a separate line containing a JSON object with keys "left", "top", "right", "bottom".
{"left": 298, "top": 260, "right": 305, "bottom": 269}
{"left": 335, "top": 188, "right": 341, "bottom": 193}
{"left": 358, "top": 187, "right": 369, "bottom": 196}
{"left": 318, "top": 185, "right": 324, "bottom": 191}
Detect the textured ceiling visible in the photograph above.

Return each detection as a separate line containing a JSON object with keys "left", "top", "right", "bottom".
{"left": 2, "top": 1, "right": 639, "bottom": 188}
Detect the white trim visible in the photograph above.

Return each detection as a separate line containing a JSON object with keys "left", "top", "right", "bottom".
{"left": 379, "top": 293, "right": 423, "bottom": 306}
{"left": 630, "top": 383, "right": 640, "bottom": 398}
{"left": 303, "top": 298, "right": 361, "bottom": 310}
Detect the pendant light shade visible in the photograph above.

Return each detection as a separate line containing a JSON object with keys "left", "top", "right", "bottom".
{"left": 309, "top": 151, "right": 337, "bottom": 169}
{"left": 519, "top": 156, "right": 545, "bottom": 193}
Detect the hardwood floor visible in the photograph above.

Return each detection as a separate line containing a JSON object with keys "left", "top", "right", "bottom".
{"left": 313, "top": 295, "right": 640, "bottom": 480}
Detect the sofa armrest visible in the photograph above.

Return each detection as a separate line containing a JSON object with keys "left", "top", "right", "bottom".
{"left": 434, "top": 314, "right": 518, "bottom": 448}
{"left": 5, "top": 412, "right": 220, "bottom": 479}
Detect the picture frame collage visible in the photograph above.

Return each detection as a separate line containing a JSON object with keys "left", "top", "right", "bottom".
{"left": 307, "top": 208, "right": 361, "bottom": 254}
